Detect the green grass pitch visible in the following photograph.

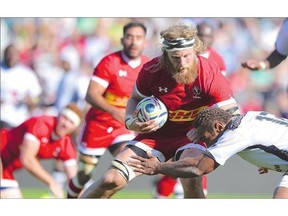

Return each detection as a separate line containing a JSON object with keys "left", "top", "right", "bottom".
{"left": 21, "top": 187, "right": 271, "bottom": 199}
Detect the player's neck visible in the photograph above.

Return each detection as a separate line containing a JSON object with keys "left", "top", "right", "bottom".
{"left": 51, "top": 130, "right": 61, "bottom": 141}
{"left": 121, "top": 51, "right": 142, "bottom": 68}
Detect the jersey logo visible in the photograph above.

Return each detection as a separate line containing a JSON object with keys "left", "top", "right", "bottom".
{"left": 158, "top": 87, "right": 168, "bottom": 93}
{"left": 193, "top": 86, "right": 201, "bottom": 99}
{"left": 119, "top": 70, "right": 128, "bottom": 77}
{"left": 169, "top": 106, "right": 208, "bottom": 121}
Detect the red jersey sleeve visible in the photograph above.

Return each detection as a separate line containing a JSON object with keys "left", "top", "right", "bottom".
{"left": 93, "top": 52, "right": 119, "bottom": 83}
{"left": 198, "top": 56, "right": 234, "bottom": 103}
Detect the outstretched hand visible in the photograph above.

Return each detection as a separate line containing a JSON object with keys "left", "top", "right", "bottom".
{"left": 241, "top": 60, "right": 267, "bottom": 71}
{"left": 128, "top": 151, "right": 160, "bottom": 175}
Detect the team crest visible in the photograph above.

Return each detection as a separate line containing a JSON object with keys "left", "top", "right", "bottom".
{"left": 193, "top": 86, "right": 201, "bottom": 98}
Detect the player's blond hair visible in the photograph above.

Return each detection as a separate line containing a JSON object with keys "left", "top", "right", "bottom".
{"left": 160, "top": 23, "right": 205, "bottom": 53}
{"left": 148, "top": 23, "right": 205, "bottom": 74}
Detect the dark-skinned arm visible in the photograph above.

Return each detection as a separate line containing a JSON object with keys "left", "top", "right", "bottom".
{"left": 129, "top": 151, "right": 219, "bottom": 178}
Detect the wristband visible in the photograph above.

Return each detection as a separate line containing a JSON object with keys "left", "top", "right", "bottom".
{"left": 125, "top": 115, "right": 137, "bottom": 130}
{"left": 259, "top": 61, "right": 267, "bottom": 70}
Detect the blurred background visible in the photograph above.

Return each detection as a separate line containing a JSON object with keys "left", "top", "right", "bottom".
{"left": 2, "top": 17, "right": 287, "bottom": 198}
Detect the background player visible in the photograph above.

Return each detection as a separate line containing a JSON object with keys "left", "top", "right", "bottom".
{"left": 0, "top": 103, "right": 82, "bottom": 198}
{"left": 66, "top": 21, "right": 150, "bottom": 198}
{"left": 241, "top": 18, "right": 287, "bottom": 72}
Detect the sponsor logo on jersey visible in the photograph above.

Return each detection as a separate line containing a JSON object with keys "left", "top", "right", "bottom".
{"left": 104, "top": 92, "right": 128, "bottom": 107}
{"left": 169, "top": 106, "right": 208, "bottom": 121}
{"left": 158, "top": 87, "right": 168, "bottom": 93}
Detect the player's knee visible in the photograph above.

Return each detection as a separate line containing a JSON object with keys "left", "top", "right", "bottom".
{"left": 99, "top": 173, "right": 122, "bottom": 190}
{"left": 96, "top": 158, "right": 136, "bottom": 191}
{"left": 77, "top": 154, "right": 99, "bottom": 185}
{"left": 111, "top": 158, "right": 136, "bottom": 182}
{"left": 78, "top": 153, "right": 98, "bottom": 174}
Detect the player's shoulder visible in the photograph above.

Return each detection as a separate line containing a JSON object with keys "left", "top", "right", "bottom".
{"left": 198, "top": 55, "right": 220, "bottom": 75}
{"left": 28, "top": 115, "right": 56, "bottom": 126}
{"left": 101, "top": 51, "right": 122, "bottom": 62}
{"left": 142, "top": 57, "right": 160, "bottom": 70}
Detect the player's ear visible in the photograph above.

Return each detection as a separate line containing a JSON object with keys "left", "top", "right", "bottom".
{"left": 120, "top": 37, "right": 124, "bottom": 46}
{"left": 215, "top": 122, "right": 225, "bottom": 133}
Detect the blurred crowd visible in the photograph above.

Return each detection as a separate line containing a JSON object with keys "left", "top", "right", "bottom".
{"left": 1, "top": 17, "right": 287, "bottom": 129}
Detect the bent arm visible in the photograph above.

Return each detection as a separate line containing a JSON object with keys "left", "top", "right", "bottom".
{"left": 86, "top": 80, "right": 115, "bottom": 113}
{"left": 19, "top": 136, "right": 64, "bottom": 198}
{"left": 86, "top": 80, "right": 125, "bottom": 123}
{"left": 156, "top": 154, "right": 217, "bottom": 178}
{"left": 20, "top": 137, "right": 55, "bottom": 185}
{"left": 125, "top": 86, "right": 143, "bottom": 117}
{"left": 130, "top": 152, "right": 218, "bottom": 178}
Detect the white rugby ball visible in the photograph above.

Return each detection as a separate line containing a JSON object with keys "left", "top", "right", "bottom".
{"left": 136, "top": 96, "right": 168, "bottom": 128}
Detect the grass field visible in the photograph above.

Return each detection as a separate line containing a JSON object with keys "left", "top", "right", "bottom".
{"left": 22, "top": 188, "right": 272, "bottom": 199}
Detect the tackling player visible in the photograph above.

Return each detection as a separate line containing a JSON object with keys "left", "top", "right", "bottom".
{"left": 129, "top": 107, "right": 288, "bottom": 199}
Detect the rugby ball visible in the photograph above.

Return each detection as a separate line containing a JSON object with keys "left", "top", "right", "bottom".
{"left": 136, "top": 96, "right": 168, "bottom": 128}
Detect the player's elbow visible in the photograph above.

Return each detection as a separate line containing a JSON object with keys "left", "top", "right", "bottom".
{"left": 20, "top": 156, "right": 34, "bottom": 169}
{"left": 193, "top": 168, "right": 205, "bottom": 177}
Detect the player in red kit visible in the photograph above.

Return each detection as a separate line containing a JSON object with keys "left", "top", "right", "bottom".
{"left": 0, "top": 103, "right": 82, "bottom": 198}
{"left": 80, "top": 23, "right": 240, "bottom": 199}
{"left": 66, "top": 21, "right": 149, "bottom": 198}
{"left": 155, "top": 21, "right": 228, "bottom": 199}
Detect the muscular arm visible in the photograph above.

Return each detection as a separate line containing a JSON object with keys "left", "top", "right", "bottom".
{"left": 85, "top": 80, "right": 125, "bottom": 123}
{"left": 20, "top": 138, "right": 55, "bottom": 185}
{"left": 19, "top": 137, "right": 64, "bottom": 198}
{"left": 129, "top": 152, "right": 218, "bottom": 178}
{"left": 157, "top": 154, "right": 217, "bottom": 178}
{"left": 125, "top": 87, "right": 143, "bottom": 117}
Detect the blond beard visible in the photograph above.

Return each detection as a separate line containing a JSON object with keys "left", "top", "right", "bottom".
{"left": 172, "top": 61, "right": 198, "bottom": 84}
{"left": 161, "top": 53, "right": 199, "bottom": 84}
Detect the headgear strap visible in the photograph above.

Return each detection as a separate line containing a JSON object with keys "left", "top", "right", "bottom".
{"left": 61, "top": 108, "right": 81, "bottom": 127}
{"left": 162, "top": 37, "right": 195, "bottom": 52}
